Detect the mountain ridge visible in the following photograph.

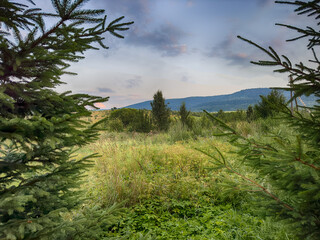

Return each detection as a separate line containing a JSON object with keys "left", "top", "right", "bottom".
{"left": 123, "top": 88, "right": 316, "bottom": 112}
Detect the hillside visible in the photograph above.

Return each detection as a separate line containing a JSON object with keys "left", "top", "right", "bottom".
{"left": 123, "top": 88, "right": 316, "bottom": 112}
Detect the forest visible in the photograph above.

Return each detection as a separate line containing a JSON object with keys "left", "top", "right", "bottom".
{"left": 0, "top": 0, "right": 319, "bottom": 239}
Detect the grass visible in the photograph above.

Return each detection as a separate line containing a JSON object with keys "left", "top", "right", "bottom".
{"left": 84, "top": 133, "right": 222, "bottom": 207}
{"left": 76, "top": 117, "right": 297, "bottom": 239}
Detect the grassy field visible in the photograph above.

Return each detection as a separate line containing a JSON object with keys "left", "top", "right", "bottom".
{"left": 75, "top": 111, "right": 298, "bottom": 239}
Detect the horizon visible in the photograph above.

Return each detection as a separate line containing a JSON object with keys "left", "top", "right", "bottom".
{"left": 102, "top": 87, "right": 281, "bottom": 111}
{"left": 124, "top": 87, "right": 271, "bottom": 107}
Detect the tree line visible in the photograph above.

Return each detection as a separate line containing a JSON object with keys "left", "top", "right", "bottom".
{"left": 106, "top": 88, "right": 287, "bottom": 133}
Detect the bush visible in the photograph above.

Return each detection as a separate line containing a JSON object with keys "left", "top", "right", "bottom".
{"left": 168, "top": 121, "right": 194, "bottom": 142}
{"left": 109, "top": 108, "right": 140, "bottom": 127}
{"left": 129, "top": 110, "right": 152, "bottom": 133}
{"left": 108, "top": 118, "right": 124, "bottom": 132}
{"left": 109, "top": 108, "right": 152, "bottom": 133}
{"left": 246, "top": 105, "right": 255, "bottom": 122}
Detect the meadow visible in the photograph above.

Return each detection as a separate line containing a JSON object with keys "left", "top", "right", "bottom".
{"left": 2, "top": 1, "right": 319, "bottom": 239}
{"left": 78, "top": 110, "right": 297, "bottom": 239}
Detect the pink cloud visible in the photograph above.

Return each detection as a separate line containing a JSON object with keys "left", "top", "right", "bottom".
{"left": 187, "top": 1, "right": 194, "bottom": 7}
{"left": 236, "top": 53, "right": 248, "bottom": 59}
{"left": 95, "top": 102, "right": 107, "bottom": 109}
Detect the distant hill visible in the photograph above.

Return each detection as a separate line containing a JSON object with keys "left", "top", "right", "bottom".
{"left": 123, "top": 88, "right": 316, "bottom": 112}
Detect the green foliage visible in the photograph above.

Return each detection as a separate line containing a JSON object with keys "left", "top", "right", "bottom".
{"left": 204, "top": 1, "right": 320, "bottom": 239}
{"left": 85, "top": 137, "right": 219, "bottom": 207}
{"left": 109, "top": 108, "right": 152, "bottom": 133}
{"left": 254, "top": 89, "right": 286, "bottom": 118}
{"left": 130, "top": 110, "right": 152, "bottom": 133}
{"left": 108, "top": 118, "right": 125, "bottom": 132}
{"left": 216, "top": 109, "right": 225, "bottom": 119}
{"left": 178, "top": 102, "right": 192, "bottom": 128}
{"left": 110, "top": 108, "right": 139, "bottom": 127}
{"left": 84, "top": 131, "right": 293, "bottom": 239}
{"left": 167, "top": 121, "right": 194, "bottom": 142}
{"left": 215, "top": 110, "right": 247, "bottom": 123}
{"left": 200, "top": 113, "right": 215, "bottom": 129}
{"left": 109, "top": 198, "right": 293, "bottom": 240}
{"left": 246, "top": 105, "right": 255, "bottom": 122}
{"left": 0, "top": 0, "right": 133, "bottom": 239}
{"left": 203, "top": 110, "right": 320, "bottom": 239}
{"left": 151, "top": 90, "right": 171, "bottom": 131}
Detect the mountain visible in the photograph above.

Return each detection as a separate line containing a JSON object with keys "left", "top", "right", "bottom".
{"left": 123, "top": 88, "right": 316, "bottom": 112}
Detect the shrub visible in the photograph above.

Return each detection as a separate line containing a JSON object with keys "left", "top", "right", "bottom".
{"left": 109, "top": 108, "right": 139, "bottom": 127}
{"left": 246, "top": 105, "right": 255, "bottom": 122}
{"left": 168, "top": 121, "right": 194, "bottom": 142}
{"left": 109, "top": 108, "right": 152, "bottom": 132}
{"left": 129, "top": 110, "right": 152, "bottom": 133}
{"left": 108, "top": 118, "right": 124, "bottom": 132}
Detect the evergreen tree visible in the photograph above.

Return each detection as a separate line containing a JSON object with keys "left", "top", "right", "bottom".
{"left": 0, "top": 0, "right": 133, "bottom": 239}
{"left": 203, "top": 1, "right": 320, "bottom": 238}
{"left": 216, "top": 109, "right": 225, "bottom": 120}
{"left": 151, "top": 90, "right": 170, "bottom": 131}
{"left": 254, "top": 89, "right": 286, "bottom": 118}
{"left": 246, "top": 105, "right": 254, "bottom": 122}
{"left": 178, "top": 102, "right": 192, "bottom": 128}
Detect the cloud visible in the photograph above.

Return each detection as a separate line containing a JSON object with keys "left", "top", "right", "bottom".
{"left": 208, "top": 35, "right": 252, "bottom": 65}
{"left": 125, "top": 77, "right": 142, "bottom": 88}
{"left": 181, "top": 76, "right": 189, "bottom": 82}
{"left": 94, "top": 0, "right": 149, "bottom": 23}
{"left": 94, "top": 102, "right": 107, "bottom": 109}
{"left": 180, "top": 75, "right": 194, "bottom": 83}
{"left": 97, "top": 87, "right": 115, "bottom": 93}
{"left": 257, "top": 0, "right": 273, "bottom": 7}
{"left": 126, "top": 23, "right": 187, "bottom": 57}
{"left": 186, "top": 1, "right": 194, "bottom": 7}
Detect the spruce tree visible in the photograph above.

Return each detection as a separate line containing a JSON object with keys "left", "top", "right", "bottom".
{"left": 246, "top": 105, "right": 255, "bottom": 122}
{"left": 150, "top": 90, "right": 170, "bottom": 131}
{"left": 202, "top": 1, "right": 320, "bottom": 239}
{"left": 254, "top": 89, "right": 286, "bottom": 118}
{"left": 178, "top": 102, "right": 192, "bottom": 128}
{"left": 0, "top": 0, "right": 133, "bottom": 239}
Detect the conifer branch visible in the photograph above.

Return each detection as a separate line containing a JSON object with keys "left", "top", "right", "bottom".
{"left": 295, "top": 157, "right": 320, "bottom": 170}
{"left": 0, "top": 1, "right": 133, "bottom": 237}
{"left": 224, "top": 165, "right": 294, "bottom": 211}
{"left": 26, "top": 18, "right": 65, "bottom": 52}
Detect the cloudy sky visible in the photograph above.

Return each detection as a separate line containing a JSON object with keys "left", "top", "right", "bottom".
{"left": 34, "top": 0, "right": 313, "bottom": 108}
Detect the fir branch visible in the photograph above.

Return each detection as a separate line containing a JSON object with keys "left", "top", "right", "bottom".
{"left": 224, "top": 164, "right": 294, "bottom": 211}
{"left": 295, "top": 157, "right": 320, "bottom": 170}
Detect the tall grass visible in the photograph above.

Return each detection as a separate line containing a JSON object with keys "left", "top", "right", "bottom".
{"left": 77, "top": 117, "right": 296, "bottom": 239}
{"left": 82, "top": 117, "right": 291, "bottom": 207}
{"left": 83, "top": 133, "right": 230, "bottom": 207}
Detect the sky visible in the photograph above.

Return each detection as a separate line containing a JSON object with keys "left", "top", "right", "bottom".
{"left": 32, "top": 0, "right": 313, "bottom": 109}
